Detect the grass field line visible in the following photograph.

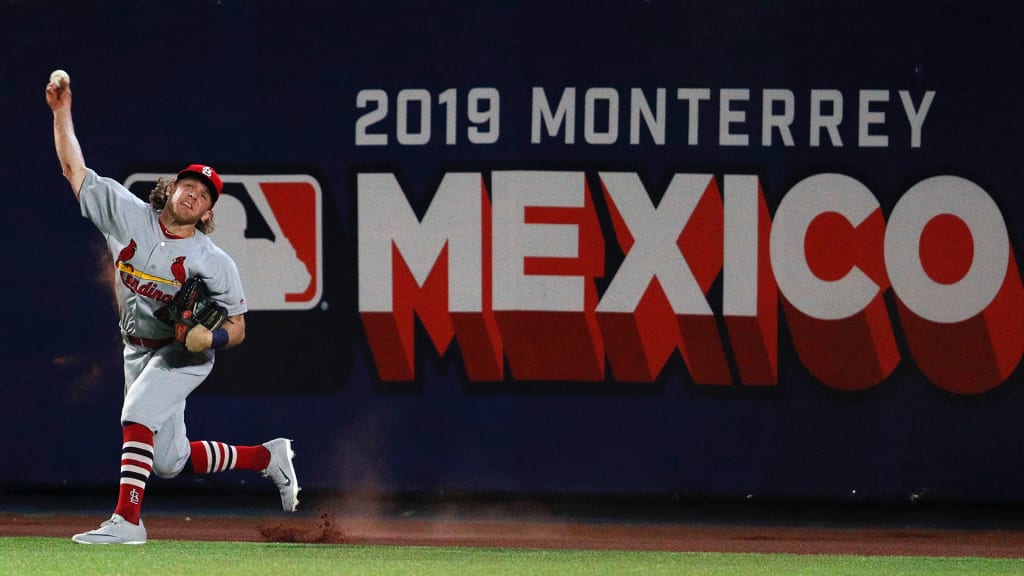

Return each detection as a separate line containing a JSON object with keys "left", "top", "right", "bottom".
{"left": 4, "top": 537, "right": 1024, "bottom": 576}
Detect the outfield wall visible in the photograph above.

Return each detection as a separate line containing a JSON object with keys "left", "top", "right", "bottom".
{"left": 2, "top": 1, "right": 1022, "bottom": 503}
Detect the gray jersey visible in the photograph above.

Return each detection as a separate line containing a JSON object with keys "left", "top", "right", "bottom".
{"left": 79, "top": 169, "right": 247, "bottom": 342}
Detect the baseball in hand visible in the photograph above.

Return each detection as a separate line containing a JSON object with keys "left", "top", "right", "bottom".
{"left": 49, "top": 69, "right": 70, "bottom": 88}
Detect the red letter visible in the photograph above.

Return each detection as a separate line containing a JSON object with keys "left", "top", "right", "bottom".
{"left": 723, "top": 175, "right": 778, "bottom": 385}
{"left": 771, "top": 174, "right": 899, "bottom": 390}
{"left": 886, "top": 176, "right": 1023, "bottom": 394}
{"left": 597, "top": 173, "right": 730, "bottom": 384}
{"left": 492, "top": 171, "right": 605, "bottom": 381}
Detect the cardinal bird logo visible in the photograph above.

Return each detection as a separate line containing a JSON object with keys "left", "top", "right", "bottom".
{"left": 171, "top": 257, "right": 187, "bottom": 285}
{"left": 117, "top": 239, "right": 138, "bottom": 270}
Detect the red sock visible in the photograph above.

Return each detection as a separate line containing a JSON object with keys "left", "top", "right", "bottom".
{"left": 113, "top": 423, "right": 153, "bottom": 525}
{"left": 188, "top": 441, "right": 271, "bottom": 474}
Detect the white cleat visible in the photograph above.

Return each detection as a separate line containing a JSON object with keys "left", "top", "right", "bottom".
{"left": 263, "top": 438, "right": 300, "bottom": 512}
{"left": 72, "top": 514, "right": 147, "bottom": 545}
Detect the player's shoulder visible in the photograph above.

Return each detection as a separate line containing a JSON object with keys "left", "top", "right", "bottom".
{"left": 85, "top": 168, "right": 129, "bottom": 193}
{"left": 83, "top": 169, "right": 148, "bottom": 205}
{"left": 79, "top": 169, "right": 153, "bottom": 228}
{"left": 194, "top": 231, "right": 237, "bottom": 263}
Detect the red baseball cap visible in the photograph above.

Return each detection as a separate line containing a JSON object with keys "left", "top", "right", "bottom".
{"left": 177, "top": 164, "right": 223, "bottom": 203}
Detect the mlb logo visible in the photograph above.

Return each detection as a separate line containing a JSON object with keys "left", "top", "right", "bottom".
{"left": 125, "top": 172, "right": 323, "bottom": 311}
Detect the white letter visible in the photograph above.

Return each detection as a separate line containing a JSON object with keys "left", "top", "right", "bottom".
{"left": 885, "top": 176, "right": 1009, "bottom": 323}
{"left": 762, "top": 89, "right": 795, "bottom": 147}
{"left": 629, "top": 88, "right": 666, "bottom": 145}
{"left": 596, "top": 172, "right": 714, "bottom": 315}
{"left": 531, "top": 87, "right": 576, "bottom": 144}
{"left": 584, "top": 88, "right": 619, "bottom": 145}
{"left": 858, "top": 89, "right": 889, "bottom": 148}
{"left": 899, "top": 90, "right": 935, "bottom": 149}
{"left": 770, "top": 173, "right": 880, "bottom": 319}
{"left": 723, "top": 175, "right": 760, "bottom": 316}
{"left": 810, "top": 90, "right": 843, "bottom": 147}
{"left": 492, "top": 171, "right": 585, "bottom": 311}
{"left": 719, "top": 89, "right": 750, "bottom": 146}
{"left": 676, "top": 88, "right": 711, "bottom": 145}
{"left": 357, "top": 173, "right": 482, "bottom": 312}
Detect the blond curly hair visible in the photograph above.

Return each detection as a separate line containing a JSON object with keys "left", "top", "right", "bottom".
{"left": 149, "top": 177, "right": 215, "bottom": 234}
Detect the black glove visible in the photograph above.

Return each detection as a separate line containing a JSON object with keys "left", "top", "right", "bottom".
{"left": 155, "top": 276, "right": 228, "bottom": 344}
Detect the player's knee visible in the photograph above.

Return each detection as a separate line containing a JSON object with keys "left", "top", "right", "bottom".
{"left": 152, "top": 459, "right": 185, "bottom": 479}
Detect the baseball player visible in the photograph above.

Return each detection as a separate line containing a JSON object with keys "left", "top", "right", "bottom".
{"left": 46, "top": 73, "right": 299, "bottom": 545}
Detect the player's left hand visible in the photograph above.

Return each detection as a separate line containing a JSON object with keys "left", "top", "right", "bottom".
{"left": 155, "top": 276, "right": 228, "bottom": 352}
{"left": 185, "top": 325, "right": 214, "bottom": 353}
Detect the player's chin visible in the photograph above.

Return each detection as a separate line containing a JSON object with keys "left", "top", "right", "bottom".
{"left": 175, "top": 207, "right": 203, "bottom": 223}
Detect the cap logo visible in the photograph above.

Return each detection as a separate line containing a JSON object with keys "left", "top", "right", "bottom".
{"left": 202, "top": 166, "right": 213, "bottom": 177}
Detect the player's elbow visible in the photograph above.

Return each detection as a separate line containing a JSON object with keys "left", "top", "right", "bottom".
{"left": 65, "top": 164, "right": 86, "bottom": 198}
{"left": 228, "top": 315, "right": 246, "bottom": 348}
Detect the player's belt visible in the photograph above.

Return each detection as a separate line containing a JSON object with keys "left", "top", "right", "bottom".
{"left": 125, "top": 335, "right": 173, "bottom": 349}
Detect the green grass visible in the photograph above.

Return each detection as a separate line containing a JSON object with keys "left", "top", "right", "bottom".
{"left": 2, "top": 537, "right": 1023, "bottom": 576}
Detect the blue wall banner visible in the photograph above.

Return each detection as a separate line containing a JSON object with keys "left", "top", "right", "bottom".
{"left": 2, "top": 1, "right": 1022, "bottom": 503}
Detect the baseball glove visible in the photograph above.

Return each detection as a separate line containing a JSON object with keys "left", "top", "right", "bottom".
{"left": 155, "top": 276, "right": 228, "bottom": 344}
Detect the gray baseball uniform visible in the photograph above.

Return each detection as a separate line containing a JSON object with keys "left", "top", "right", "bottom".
{"left": 79, "top": 168, "right": 247, "bottom": 477}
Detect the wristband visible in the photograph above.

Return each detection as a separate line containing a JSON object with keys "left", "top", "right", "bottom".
{"left": 211, "top": 328, "right": 229, "bottom": 349}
